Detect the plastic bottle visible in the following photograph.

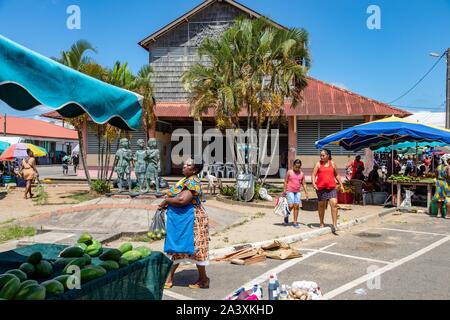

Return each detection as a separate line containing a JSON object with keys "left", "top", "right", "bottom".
{"left": 279, "top": 285, "right": 288, "bottom": 300}
{"left": 268, "top": 274, "right": 280, "bottom": 300}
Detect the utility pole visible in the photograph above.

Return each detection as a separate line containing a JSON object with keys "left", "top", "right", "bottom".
{"left": 446, "top": 48, "right": 450, "bottom": 129}
{"left": 3, "top": 113, "right": 6, "bottom": 136}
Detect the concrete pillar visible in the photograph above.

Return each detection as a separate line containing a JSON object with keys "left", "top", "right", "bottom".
{"left": 288, "top": 116, "right": 297, "bottom": 169}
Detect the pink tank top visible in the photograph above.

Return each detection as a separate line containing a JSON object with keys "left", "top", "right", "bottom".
{"left": 287, "top": 170, "right": 304, "bottom": 192}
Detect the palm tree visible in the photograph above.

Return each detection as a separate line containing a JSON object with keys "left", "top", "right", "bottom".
{"left": 182, "top": 17, "right": 310, "bottom": 183}
{"left": 55, "top": 40, "right": 100, "bottom": 186}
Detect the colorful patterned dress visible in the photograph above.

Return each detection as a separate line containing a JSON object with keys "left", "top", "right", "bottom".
{"left": 433, "top": 164, "right": 450, "bottom": 202}
{"left": 166, "top": 176, "right": 209, "bottom": 266}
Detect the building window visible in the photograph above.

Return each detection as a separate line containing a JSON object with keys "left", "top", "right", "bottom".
{"left": 297, "top": 119, "right": 364, "bottom": 155}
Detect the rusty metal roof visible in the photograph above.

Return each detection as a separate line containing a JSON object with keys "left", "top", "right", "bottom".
{"left": 154, "top": 77, "right": 411, "bottom": 118}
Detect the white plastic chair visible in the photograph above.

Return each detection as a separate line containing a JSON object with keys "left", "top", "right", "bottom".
{"left": 199, "top": 164, "right": 210, "bottom": 179}
{"left": 225, "top": 162, "right": 236, "bottom": 178}
{"left": 215, "top": 162, "right": 225, "bottom": 178}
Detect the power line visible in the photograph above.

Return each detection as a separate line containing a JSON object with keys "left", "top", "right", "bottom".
{"left": 387, "top": 52, "right": 445, "bottom": 104}
{"left": 391, "top": 101, "right": 446, "bottom": 111}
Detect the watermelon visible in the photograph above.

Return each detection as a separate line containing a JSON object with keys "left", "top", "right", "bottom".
{"left": 19, "top": 263, "right": 35, "bottom": 277}
{"left": 63, "top": 257, "right": 86, "bottom": 274}
{"left": 135, "top": 247, "right": 151, "bottom": 258}
{"left": 0, "top": 277, "right": 20, "bottom": 300}
{"left": 118, "top": 243, "right": 133, "bottom": 254}
{"left": 14, "top": 284, "right": 46, "bottom": 300}
{"left": 53, "top": 275, "right": 71, "bottom": 291}
{"left": 27, "top": 252, "right": 43, "bottom": 265}
{"left": 98, "top": 260, "right": 119, "bottom": 271}
{"left": 60, "top": 246, "right": 85, "bottom": 258}
{"left": 35, "top": 260, "right": 53, "bottom": 278}
{"left": 41, "top": 280, "right": 64, "bottom": 296}
{"left": 18, "top": 280, "right": 39, "bottom": 291}
{"left": 121, "top": 250, "right": 142, "bottom": 263}
{"left": 5, "top": 269, "right": 27, "bottom": 282}
{"left": 80, "top": 266, "right": 107, "bottom": 284}
{"left": 0, "top": 274, "right": 19, "bottom": 288}
{"left": 74, "top": 243, "right": 87, "bottom": 252}
{"left": 118, "top": 257, "right": 129, "bottom": 268}
{"left": 99, "top": 249, "right": 122, "bottom": 262}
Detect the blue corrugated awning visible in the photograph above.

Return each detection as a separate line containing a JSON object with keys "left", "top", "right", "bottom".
{"left": 0, "top": 35, "right": 143, "bottom": 131}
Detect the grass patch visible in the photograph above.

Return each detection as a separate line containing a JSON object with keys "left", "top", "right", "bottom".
{"left": 61, "top": 191, "right": 99, "bottom": 204}
{"left": 0, "top": 218, "right": 16, "bottom": 225}
{"left": 0, "top": 225, "right": 36, "bottom": 243}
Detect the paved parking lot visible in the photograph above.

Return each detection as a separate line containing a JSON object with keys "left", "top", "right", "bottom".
{"left": 163, "top": 213, "right": 450, "bottom": 300}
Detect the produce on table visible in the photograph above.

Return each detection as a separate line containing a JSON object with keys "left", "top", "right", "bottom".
{"left": 19, "top": 263, "right": 35, "bottom": 277}
{"left": 27, "top": 252, "right": 43, "bottom": 265}
{"left": 77, "top": 233, "right": 93, "bottom": 245}
{"left": 62, "top": 257, "right": 87, "bottom": 274}
{"left": 53, "top": 275, "right": 71, "bottom": 291}
{"left": 80, "top": 266, "right": 107, "bottom": 284}
{"left": 99, "top": 249, "right": 122, "bottom": 262}
{"left": 41, "top": 280, "right": 64, "bottom": 296}
{"left": 60, "top": 246, "right": 85, "bottom": 258}
{"left": 118, "top": 257, "right": 129, "bottom": 268}
{"left": 74, "top": 243, "right": 88, "bottom": 252}
{"left": 0, "top": 277, "right": 21, "bottom": 299}
{"left": 85, "top": 240, "right": 103, "bottom": 257}
{"left": 0, "top": 274, "right": 20, "bottom": 287}
{"left": 118, "top": 243, "right": 133, "bottom": 254}
{"left": 135, "top": 247, "right": 151, "bottom": 258}
{"left": 35, "top": 260, "right": 53, "bottom": 278}
{"left": 121, "top": 250, "right": 142, "bottom": 263}
{"left": 17, "top": 280, "right": 39, "bottom": 291}
{"left": 5, "top": 269, "right": 27, "bottom": 282}
{"left": 14, "top": 284, "right": 46, "bottom": 300}
{"left": 98, "top": 260, "right": 120, "bottom": 271}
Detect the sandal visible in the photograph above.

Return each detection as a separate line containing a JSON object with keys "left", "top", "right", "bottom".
{"left": 164, "top": 282, "right": 173, "bottom": 289}
{"left": 188, "top": 278, "right": 210, "bottom": 289}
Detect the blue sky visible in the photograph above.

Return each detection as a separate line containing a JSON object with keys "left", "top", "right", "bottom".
{"left": 1, "top": 0, "right": 449, "bottom": 117}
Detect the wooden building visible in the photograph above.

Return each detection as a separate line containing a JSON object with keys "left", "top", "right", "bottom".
{"left": 82, "top": 0, "right": 410, "bottom": 176}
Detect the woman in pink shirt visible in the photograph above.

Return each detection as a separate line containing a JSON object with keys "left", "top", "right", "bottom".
{"left": 283, "top": 159, "right": 309, "bottom": 228}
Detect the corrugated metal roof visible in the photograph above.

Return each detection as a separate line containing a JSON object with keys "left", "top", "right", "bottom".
{"left": 0, "top": 116, "right": 77, "bottom": 140}
{"left": 154, "top": 77, "right": 411, "bottom": 118}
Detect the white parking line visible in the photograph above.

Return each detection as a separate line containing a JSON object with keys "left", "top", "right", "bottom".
{"left": 163, "top": 290, "right": 194, "bottom": 300}
{"left": 374, "top": 227, "right": 449, "bottom": 237}
{"left": 300, "top": 248, "right": 390, "bottom": 265}
{"left": 223, "top": 243, "right": 337, "bottom": 299}
{"left": 322, "top": 235, "right": 450, "bottom": 300}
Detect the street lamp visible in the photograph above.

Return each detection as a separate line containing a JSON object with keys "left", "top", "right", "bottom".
{"left": 430, "top": 49, "right": 450, "bottom": 129}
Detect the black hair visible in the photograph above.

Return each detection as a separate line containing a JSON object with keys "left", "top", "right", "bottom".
{"left": 26, "top": 148, "right": 32, "bottom": 156}
{"left": 356, "top": 155, "right": 361, "bottom": 160}
{"left": 321, "top": 149, "right": 332, "bottom": 160}
{"left": 293, "top": 159, "right": 302, "bottom": 166}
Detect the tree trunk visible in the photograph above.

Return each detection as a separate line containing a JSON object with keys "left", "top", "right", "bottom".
{"left": 77, "top": 127, "right": 91, "bottom": 186}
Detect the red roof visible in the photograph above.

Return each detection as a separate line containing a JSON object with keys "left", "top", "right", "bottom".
{"left": 0, "top": 116, "right": 78, "bottom": 140}
{"left": 154, "top": 77, "right": 411, "bottom": 118}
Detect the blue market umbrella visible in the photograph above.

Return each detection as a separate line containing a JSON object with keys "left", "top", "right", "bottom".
{"left": 0, "top": 35, "right": 142, "bottom": 131}
{"left": 373, "top": 141, "right": 447, "bottom": 153}
{"left": 316, "top": 116, "right": 450, "bottom": 151}
{"left": 0, "top": 141, "right": 10, "bottom": 154}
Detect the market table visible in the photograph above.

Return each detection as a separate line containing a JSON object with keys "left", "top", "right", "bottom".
{"left": 0, "top": 243, "right": 172, "bottom": 300}
{"left": 388, "top": 180, "right": 435, "bottom": 213}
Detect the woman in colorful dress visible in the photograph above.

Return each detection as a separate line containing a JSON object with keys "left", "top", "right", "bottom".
{"left": 433, "top": 155, "right": 450, "bottom": 218}
{"left": 159, "top": 157, "right": 210, "bottom": 289}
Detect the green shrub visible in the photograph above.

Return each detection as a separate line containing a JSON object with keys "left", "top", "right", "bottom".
{"left": 220, "top": 185, "right": 236, "bottom": 197}
{"left": 91, "top": 180, "right": 111, "bottom": 194}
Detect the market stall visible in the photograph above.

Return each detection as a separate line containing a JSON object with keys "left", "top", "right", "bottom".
{"left": 0, "top": 241, "right": 172, "bottom": 300}
{"left": 316, "top": 116, "right": 450, "bottom": 210}
{"left": 387, "top": 176, "right": 436, "bottom": 213}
